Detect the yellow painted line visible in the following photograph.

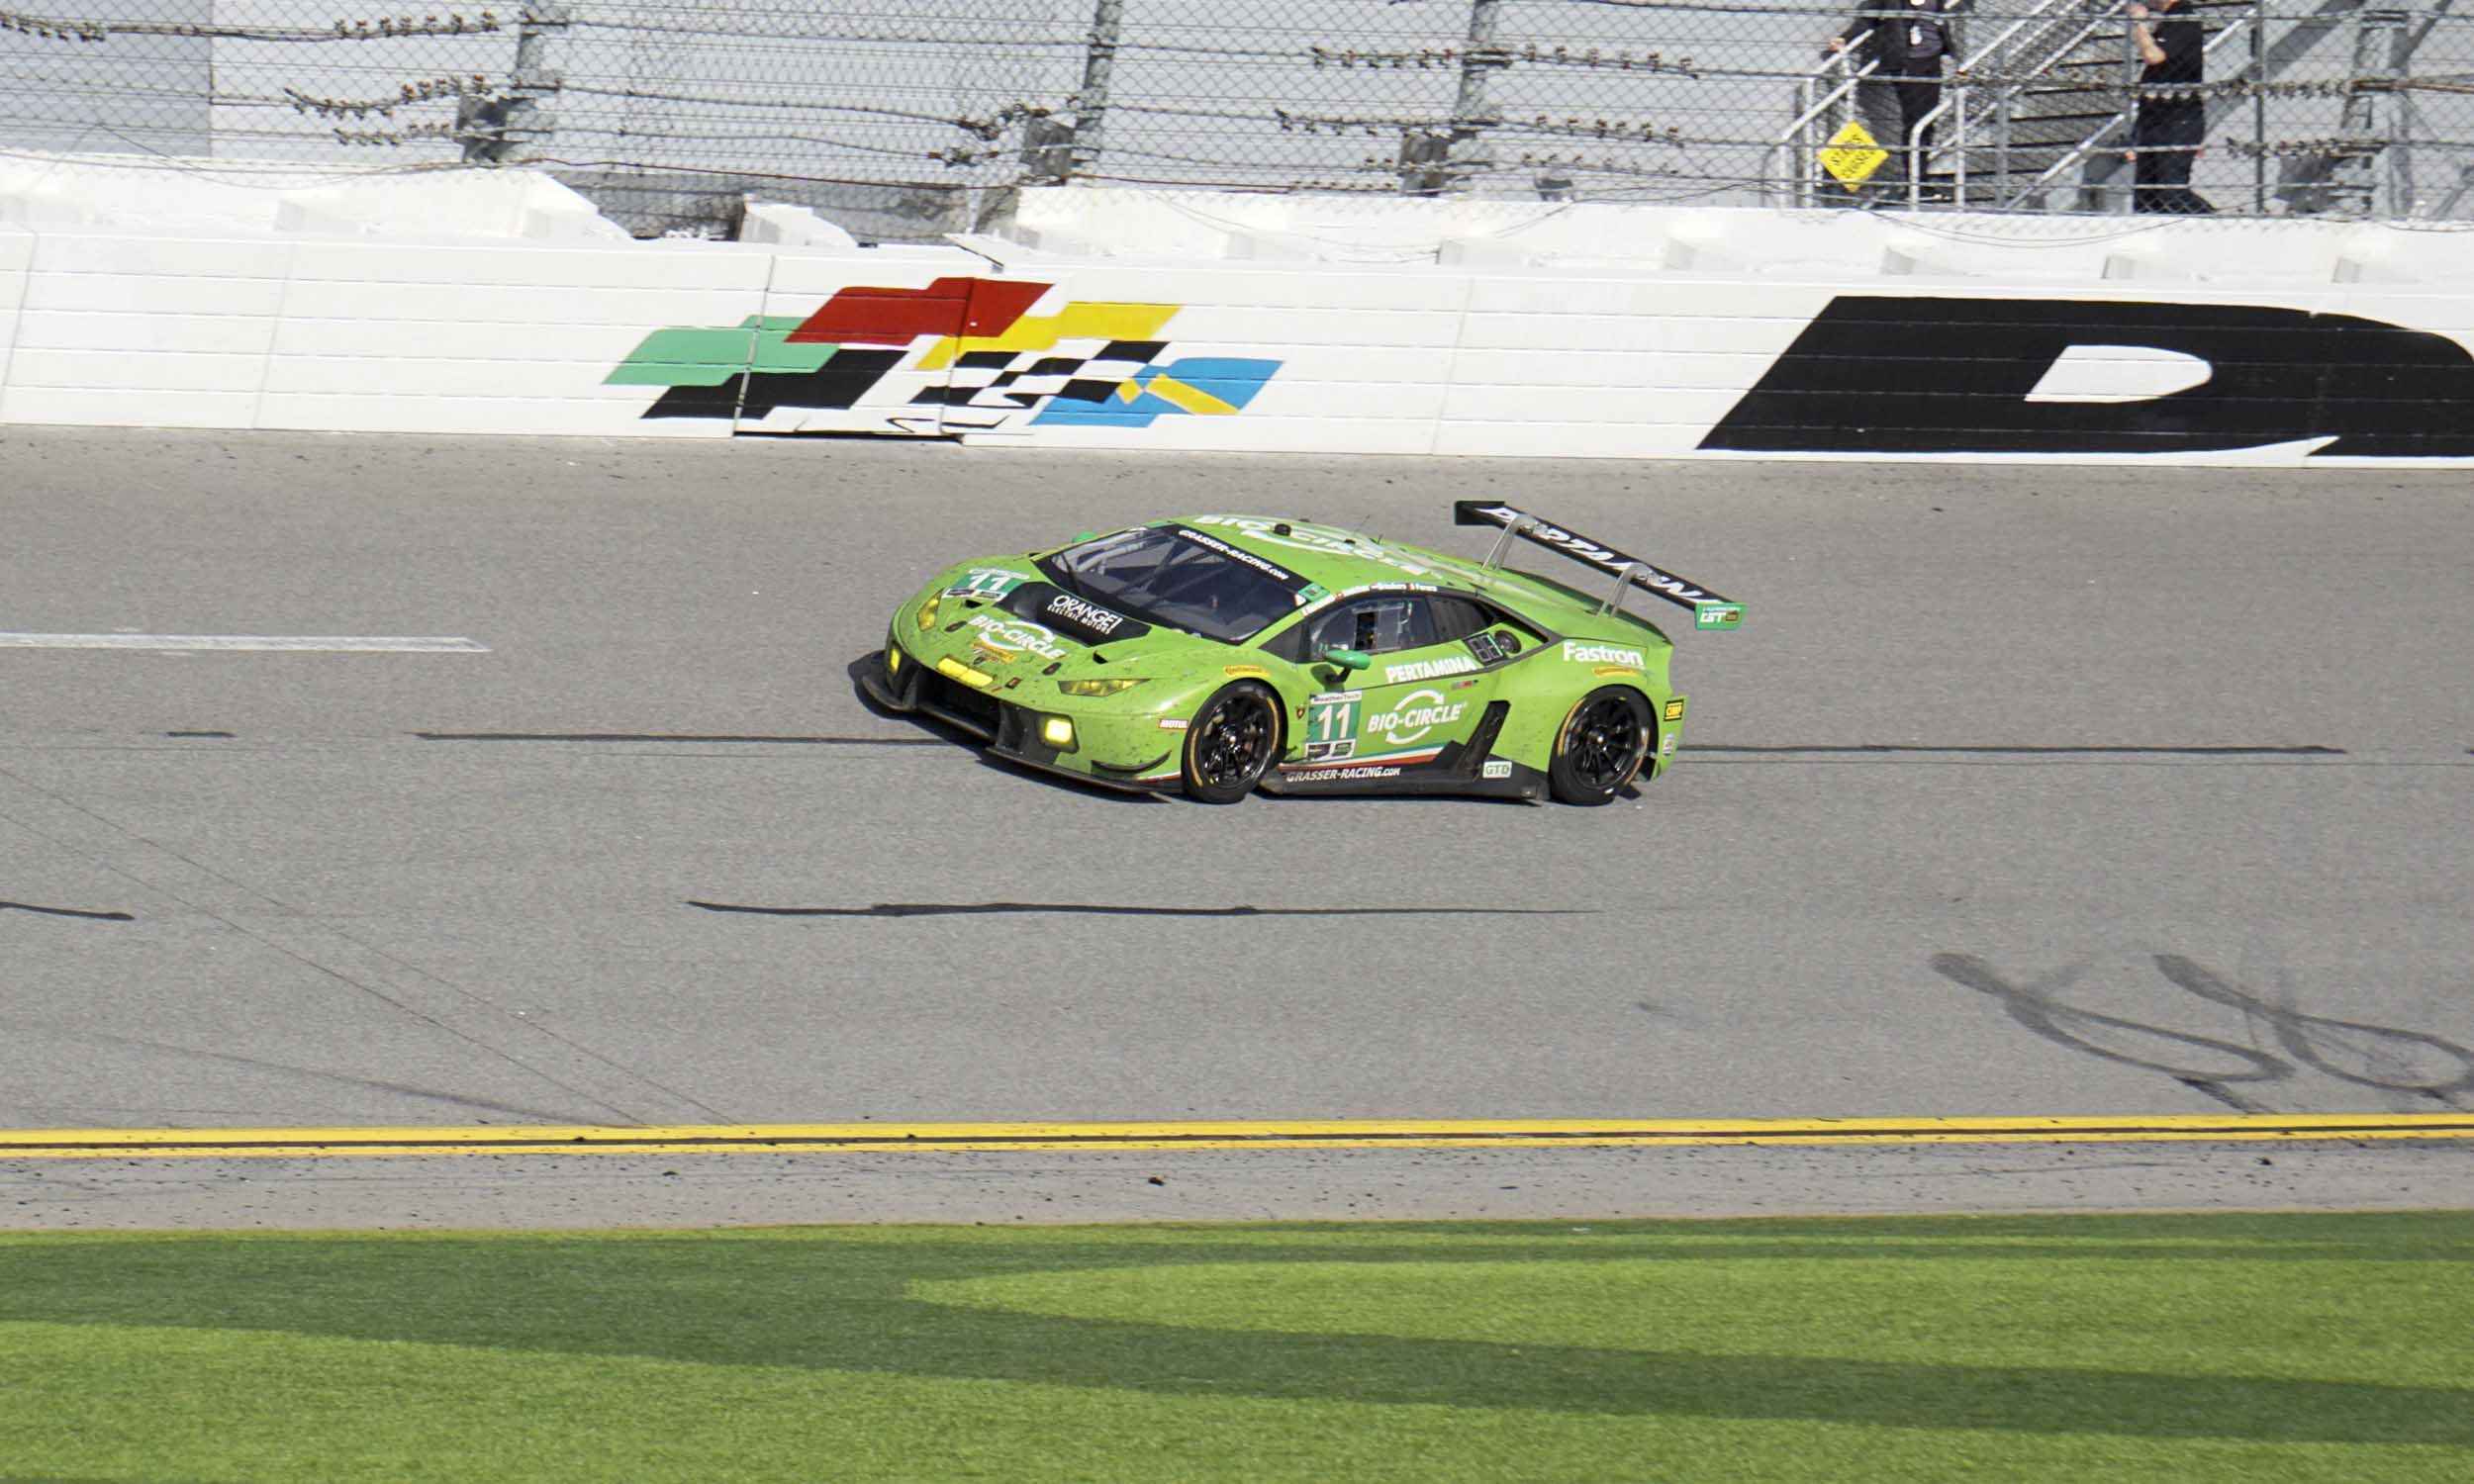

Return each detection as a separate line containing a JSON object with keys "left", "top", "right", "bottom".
{"left": 3, "top": 1114, "right": 2473, "bottom": 1160}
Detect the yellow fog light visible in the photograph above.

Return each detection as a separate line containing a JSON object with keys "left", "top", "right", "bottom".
{"left": 1058, "top": 677, "right": 1146, "bottom": 697}
{"left": 1040, "top": 716, "right": 1076, "bottom": 749}
{"left": 914, "top": 592, "right": 943, "bottom": 631}
{"left": 936, "top": 656, "right": 994, "bottom": 690}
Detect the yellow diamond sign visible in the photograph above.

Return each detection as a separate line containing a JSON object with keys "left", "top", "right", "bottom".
{"left": 1819, "top": 120, "right": 1888, "bottom": 185}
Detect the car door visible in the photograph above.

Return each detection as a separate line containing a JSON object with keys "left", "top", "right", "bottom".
{"left": 1291, "top": 593, "right": 1497, "bottom": 777}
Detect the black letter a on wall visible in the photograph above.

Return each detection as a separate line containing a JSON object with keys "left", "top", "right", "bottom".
{"left": 1700, "top": 297, "right": 2474, "bottom": 457}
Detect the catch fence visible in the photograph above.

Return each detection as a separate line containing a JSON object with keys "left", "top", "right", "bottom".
{"left": 5, "top": 2, "right": 2471, "bottom": 237}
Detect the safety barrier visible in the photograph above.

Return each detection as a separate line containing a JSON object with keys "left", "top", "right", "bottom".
{"left": 1, "top": 198, "right": 2469, "bottom": 464}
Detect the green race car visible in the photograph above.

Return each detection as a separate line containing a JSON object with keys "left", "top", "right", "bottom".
{"left": 861, "top": 502, "right": 1741, "bottom": 805}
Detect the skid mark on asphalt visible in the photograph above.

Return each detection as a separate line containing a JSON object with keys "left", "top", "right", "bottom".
{"left": 1691, "top": 744, "right": 2345, "bottom": 756}
{"left": 0, "top": 763, "right": 727, "bottom": 1125}
{"left": 0, "top": 1020, "right": 591, "bottom": 1123}
{"left": 0, "top": 899, "right": 134, "bottom": 921}
{"left": 691, "top": 900, "right": 1593, "bottom": 919}
{"left": 1933, "top": 953, "right": 2474, "bottom": 1111}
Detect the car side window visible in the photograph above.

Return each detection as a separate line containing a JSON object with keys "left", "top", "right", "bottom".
{"left": 1426, "top": 595, "right": 1494, "bottom": 645}
{"left": 1302, "top": 596, "right": 1436, "bottom": 657}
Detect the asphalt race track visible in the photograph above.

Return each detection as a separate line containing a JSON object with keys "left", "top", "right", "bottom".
{"left": 4, "top": 428, "right": 2471, "bottom": 1227}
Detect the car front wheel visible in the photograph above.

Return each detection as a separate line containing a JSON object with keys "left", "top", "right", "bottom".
{"left": 1182, "top": 682, "right": 1280, "bottom": 804}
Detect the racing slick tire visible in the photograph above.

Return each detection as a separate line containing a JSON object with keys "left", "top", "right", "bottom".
{"left": 1181, "top": 682, "right": 1281, "bottom": 804}
{"left": 1549, "top": 686, "right": 1653, "bottom": 806}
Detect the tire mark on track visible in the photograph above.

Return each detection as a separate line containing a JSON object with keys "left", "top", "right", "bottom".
{"left": 0, "top": 899, "right": 133, "bottom": 921}
{"left": 418, "top": 732, "right": 943, "bottom": 746}
{"left": 0, "top": 764, "right": 727, "bottom": 1125}
{"left": 1688, "top": 744, "right": 2344, "bottom": 756}
{"left": 690, "top": 901, "right": 1594, "bottom": 919}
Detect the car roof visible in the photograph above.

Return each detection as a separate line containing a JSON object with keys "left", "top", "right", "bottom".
{"left": 1159, "top": 513, "right": 1498, "bottom": 592}
{"left": 1158, "top": 514, "right": 1661, "bottom": 637}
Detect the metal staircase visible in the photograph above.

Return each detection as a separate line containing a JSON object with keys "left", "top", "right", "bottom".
{"left": 1775, "top": 0, "right": 2459, "bottom": 217}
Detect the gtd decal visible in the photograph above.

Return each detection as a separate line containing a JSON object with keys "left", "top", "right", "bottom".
{"left": 1703, "top": 297, "right": 2474, "bottom": 457}
{"left": 964, "top": 614, "right": 1066, "bottom": 660}
{"left": 1364, "top": 689, "right": 1466, "bottom": 744}
{"left": 1562, "top": 641, "right": 1645, "bottom": 666}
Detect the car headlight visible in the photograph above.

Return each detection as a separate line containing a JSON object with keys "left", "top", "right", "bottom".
{"left": 886, "top": 646, "right": 902, "bottom": 674}
{"left": 1057, "top": 678, "right": 1147, "bottom": 697}
{"left": 914, "top": 591, "right": 943, "bottom": 631}
{"left": 1040, "top": 716, "right": 1076, "bottom": 749}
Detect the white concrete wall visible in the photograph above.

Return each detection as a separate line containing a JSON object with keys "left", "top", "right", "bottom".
{"left": 0, "top": 225, "right": 28, "bottom": 409}
{"left": 0, "top": 200, "right": 2470, "bottom": 464}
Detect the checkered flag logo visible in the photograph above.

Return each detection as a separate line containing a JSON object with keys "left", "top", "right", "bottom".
{"left": 908, "top": 340, "right": 1171, "bottom": 411}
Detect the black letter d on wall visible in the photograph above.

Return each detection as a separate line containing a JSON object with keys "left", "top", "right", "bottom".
{"left": 1701, "top": 297, "right": 2474, "bottom": 457}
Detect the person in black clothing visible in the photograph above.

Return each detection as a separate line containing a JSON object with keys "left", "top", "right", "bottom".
{"left": 1826, "top": 0, "right": 1962, "bottom": 198}
{"left": 2127, "top": 0, "right": 2214, "bottom": 214}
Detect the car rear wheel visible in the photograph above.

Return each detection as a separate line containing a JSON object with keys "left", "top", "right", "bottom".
{"left": 1550, "top": 687, "right": 1652, "bottom": 806}
{"left": 1182, "top": 682, "right": 1280, "bottom": 804}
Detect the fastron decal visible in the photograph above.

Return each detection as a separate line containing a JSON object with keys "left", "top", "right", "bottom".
{"left": 1703, "top": 297, "right": 2474, "bottom": 458}
{"left": 1562, "top": 641, "right": 1645, "bottom": 667}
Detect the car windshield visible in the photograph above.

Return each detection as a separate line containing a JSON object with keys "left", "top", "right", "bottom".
{"left": 1045, "top": 526, "right": 1297, "bottom": 644}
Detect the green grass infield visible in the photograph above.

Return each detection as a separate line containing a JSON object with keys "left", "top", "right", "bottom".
{"left": 2, "top": 1211, "right": 2469, "bottom": 1481}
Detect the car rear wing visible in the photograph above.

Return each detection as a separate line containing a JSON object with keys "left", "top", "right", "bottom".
{"left": 1453, "top": 501, "right": 1744, "bottom": 630}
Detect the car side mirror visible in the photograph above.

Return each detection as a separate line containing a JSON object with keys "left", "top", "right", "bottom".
{"left": 1319, "top": 646, "right": 1372, "bottom": 673}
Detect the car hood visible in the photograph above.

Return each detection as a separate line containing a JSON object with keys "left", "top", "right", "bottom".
{"left": 911, "top": 565, "right": 1208, "bottom": 681}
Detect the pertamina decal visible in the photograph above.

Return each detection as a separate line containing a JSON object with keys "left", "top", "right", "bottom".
{"left": 1383, "top": 655, "right": 1478, "bottom": 684}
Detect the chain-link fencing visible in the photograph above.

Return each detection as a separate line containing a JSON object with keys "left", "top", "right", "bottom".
{"left": 5, "top": 2, "right": 2472, "bottom": 238}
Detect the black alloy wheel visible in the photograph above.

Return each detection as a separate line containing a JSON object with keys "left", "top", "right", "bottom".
{"left": 1182, "top": 683, "right": 1279, "bottom": 803}
{"left": 1549, "top": 687, "right": 1653, "bottom": 806}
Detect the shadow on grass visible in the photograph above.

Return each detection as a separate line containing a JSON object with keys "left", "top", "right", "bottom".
{"left": 3, "top": 1219, "right": 2471, "bottom": 1444}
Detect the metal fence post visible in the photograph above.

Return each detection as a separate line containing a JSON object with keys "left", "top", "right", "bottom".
{"left": 1068, "top": 0, "right": 1126, "bottom": 181}
{"left": 2252, "top": 4, "right": 2267, "bottom": 215}
{"left": 477, "top": 4, "right": 568, "bottom": 164}
{"left": 1401, "top": 0, "right": 1506, "bottom": 195}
